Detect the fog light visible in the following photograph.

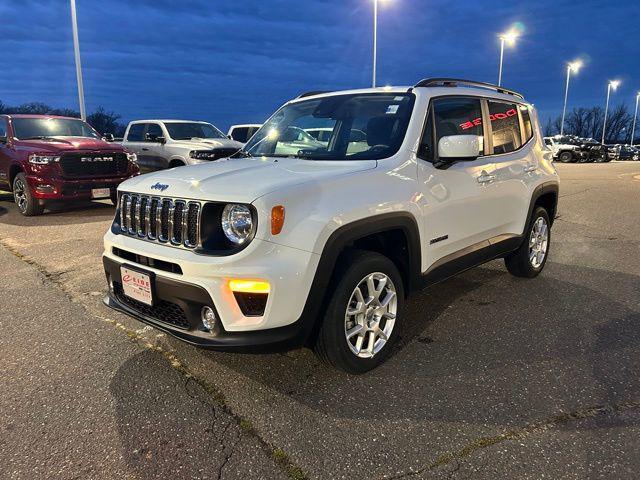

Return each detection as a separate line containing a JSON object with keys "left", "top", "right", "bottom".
{"left": 35, "top": 184, "right": 55, "bottom": 193}
{"left": 201, "top": 306, "right": 217, "bottom": 330}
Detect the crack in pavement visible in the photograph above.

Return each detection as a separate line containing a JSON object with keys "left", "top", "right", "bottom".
{"left": 0, "top": 239, "right": 309, "bottom": 480}
{"left": 384, "top": 401, "right": 640, "bottom": 479}
{"left": 559, "top": 188, "right": 592, "bottom": 198}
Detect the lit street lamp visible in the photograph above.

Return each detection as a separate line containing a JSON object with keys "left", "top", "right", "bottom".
{"left": 631, "top": 92, "right": 640, "bottom": 146}
{"left": 602, "top": 80, "right": 620, "bottom": 145}
{"left": 497, "top": 28, "right": 519, "bottom": 86}
{"left": 70, "top": 0, "right": 86, "bottom": 120}
{"left": 560, "top": 60, "right": 583, "bottom": 136}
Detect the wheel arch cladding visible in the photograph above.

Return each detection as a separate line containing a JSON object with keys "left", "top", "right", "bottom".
{"left": 9, "top": 164, "right": 24, "bottom": 189}
{"left": 523, "top": 183, "right": 558, "bottom": 232}
{"left": 299, "top": 212, "right": 422, "bottom": 345}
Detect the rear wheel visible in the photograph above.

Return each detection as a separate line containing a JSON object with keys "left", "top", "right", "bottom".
{"left": 13, "top": 173, "right": 44, "bottom": 216}
{"left": 505, "top": 207, "right": 550, "bottom": 278}
{"left": 314, "top": 250, "right": 404, "bottom": 374}
{"left": 558, "top": 151, "right": 574, "bottom": 163}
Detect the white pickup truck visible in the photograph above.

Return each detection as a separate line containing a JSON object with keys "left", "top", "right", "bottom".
{"left": 122, "top": 120, "right": 242, "bottom": 172}
{"left": 543, "top": 136, "right": 583, "bottom": 163}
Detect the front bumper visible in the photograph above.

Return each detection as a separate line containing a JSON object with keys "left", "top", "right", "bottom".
{"left": 103, "top": 257, "right": 307, "bottom": 350}
{"left": 26, "top": 174, "right": 131, "bottom": 201}
{"left": 102, "top": 232, "right": 321, "bottom": 350}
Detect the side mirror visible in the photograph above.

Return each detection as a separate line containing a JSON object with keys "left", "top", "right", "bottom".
{"left": 145, "top": 133, "right": 166, "bottom": 144}
{"left": 438, "top": 135, "right": 481, "bottom": 161}
{"left": 103, "top": 133, "right": 115, "bottom": 142}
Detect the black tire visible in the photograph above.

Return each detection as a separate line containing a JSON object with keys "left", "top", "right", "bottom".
{"left": 169, "top": 160, "right": 186, "bottom": 168}
{"left": 314, "top": 250, "right": 404, "bottom": 374}
{"left": 13, "top": 173, "right": 44, "bottom": 216}
{"left": 557, "top": 151, "right": 574, "bottom": 163}
{"left": 505, "top": 207, "right": 550, "bottom": 278}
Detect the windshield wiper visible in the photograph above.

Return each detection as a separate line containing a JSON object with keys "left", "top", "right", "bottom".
{"left": 231, "top": 149, "right": 253, "bottom": 158}
{"left": 22, "top": 135, "right": 59, "bottom": 141}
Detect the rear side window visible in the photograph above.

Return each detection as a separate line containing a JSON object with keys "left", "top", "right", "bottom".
{"left": 127, "top": 124, "right": 145, "bottom": 141}
{"left": 231, "top": 127, "right": 249, "bottom": 143}
{"left": 433, "top": 97, "right": 484, "bottom": 157}
{"left": 520, "top": 105, "right": 534, "bottom": 141}
{"left": 488, "top": 101, "right": 522, "bottom": 154}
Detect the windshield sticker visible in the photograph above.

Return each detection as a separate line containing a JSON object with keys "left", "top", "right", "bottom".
{"left": 386, "top": 105, "right": 399, "bottom": 115}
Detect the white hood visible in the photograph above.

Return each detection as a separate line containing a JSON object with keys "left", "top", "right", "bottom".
{"left": 170, "top": 138, "right": 243, "bottom": 150}
{"left": 120, "top": 157, "right": 377, "bottom": 203}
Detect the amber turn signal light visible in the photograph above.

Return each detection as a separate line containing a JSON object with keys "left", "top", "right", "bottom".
{"left": 228, "top": 279, "right": 271, "bottom": 294}
{"left": 271, "top": 205, "right": 285, "bottom": 235}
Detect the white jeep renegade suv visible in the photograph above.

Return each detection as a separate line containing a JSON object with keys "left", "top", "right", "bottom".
{"left": 103, "top": 79, "right": 559, "bottom": 374}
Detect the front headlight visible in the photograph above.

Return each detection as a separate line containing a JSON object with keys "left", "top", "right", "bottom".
{"left": 126, "top": 152, "right": 137, "bottom": 163}
{"left": 221, "top": 204, "right": 255, "bottom": 245}
{"left": 29, "top": 154, "right": 60, "bottom": 165}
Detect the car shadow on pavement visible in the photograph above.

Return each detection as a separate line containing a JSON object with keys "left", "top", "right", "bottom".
{"left": 0, "top": 192, "right": 115, "bottom": 226}
{"left": 199, "top": 261, "right": 640, "bottom": 429}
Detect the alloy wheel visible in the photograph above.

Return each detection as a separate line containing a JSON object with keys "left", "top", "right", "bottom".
{"left": 344, "top": 272, "right": 397, "bottom": 359}
{"left": 14, "top": 179, "right": 28, "bottom": 213}
{"left": 529, "top": 217, "right": 549, "bottom": 268}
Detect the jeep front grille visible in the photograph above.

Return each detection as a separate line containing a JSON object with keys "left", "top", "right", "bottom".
{"left": 119, "top": 193, "right": 201, "bottom": 249}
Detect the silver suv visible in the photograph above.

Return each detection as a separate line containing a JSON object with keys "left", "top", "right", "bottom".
{"left": 122, "top": 120, "right": 242, "bottom": 172}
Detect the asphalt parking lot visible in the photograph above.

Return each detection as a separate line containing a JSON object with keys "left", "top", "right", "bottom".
{"left": 1, "top": 162, "right": 639, "bottom": 480}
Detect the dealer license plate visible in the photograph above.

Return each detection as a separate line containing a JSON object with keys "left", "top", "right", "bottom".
{"left": 120, "top": 266, "right": 153, "bottom": 306}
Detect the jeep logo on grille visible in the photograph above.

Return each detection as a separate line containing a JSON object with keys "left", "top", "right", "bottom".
{"left": 81, "top": 156, "right": 114, "bottom": 162}
{"left": 151, "top": 182, "right": 169, "bottom": 192}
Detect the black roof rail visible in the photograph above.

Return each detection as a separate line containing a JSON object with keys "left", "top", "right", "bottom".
{"left": 414, "top": 78, "right": 524, "bottom": 100}
{"left": 296, "top": 90, "right": 333, "bottom": 99}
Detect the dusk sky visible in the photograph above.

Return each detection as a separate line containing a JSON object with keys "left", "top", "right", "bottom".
{"left": 2, "top": 0, "right": 639, "bottom": 130}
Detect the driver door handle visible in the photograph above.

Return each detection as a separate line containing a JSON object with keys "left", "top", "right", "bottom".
{"left": 477, "top": 172, "right": 496, "bottom": 184}
{"left": 142, "top": 148, "right": 149, "bottom": 151}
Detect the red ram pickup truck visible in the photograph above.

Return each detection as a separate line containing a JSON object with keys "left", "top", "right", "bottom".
{"left": 0, "top": 114, "right": 139, "bottom": 216}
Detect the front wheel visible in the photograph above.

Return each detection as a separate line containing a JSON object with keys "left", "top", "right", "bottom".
{"left": 13, "top": 173, "right": 44, "bottom": 216}
{"left": 558, "top": 151, "right": 574, "bottom": 163}
{"left": 505, "top": 207, "right": 550, "bottom": 278}
{"left": 314, "top": 250, "right": 404, "bottom": 374}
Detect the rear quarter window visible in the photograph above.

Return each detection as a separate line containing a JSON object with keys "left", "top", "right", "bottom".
{"left": 520, "top": 105, "right": 534, "bottom": 142}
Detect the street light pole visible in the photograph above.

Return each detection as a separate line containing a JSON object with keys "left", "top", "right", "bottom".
{"left": 70, "top": 0, "right": 86, "bottom": 120}
{"left": 497, "top": 28, "right": 519, "bottom": 87}
{"left": 498, "top": 38, "right": 505, "bottom": 87}
{"left": 560, "top": 65, "right": 571, "bottom": 136}
{"left": 560, "top": 60, "right": 583, "bottom": 136}
{"left": 602, "top": 80, "right": 620, "bottom": 145}
{"left": 631, "top": 93, "right": 640, "bottom": 146}
{"left": 372, "top": 0, "right": 378, "bottom": 88}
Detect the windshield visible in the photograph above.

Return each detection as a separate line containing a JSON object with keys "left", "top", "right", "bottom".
{"left": 164, "top": 122, "right": 226, "bottom": 140}
{"left": 12, "top": 118, "right": 100, "bottom": 140}
{"left": 242, "top": 93, "right": 415, "bottom": 160}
